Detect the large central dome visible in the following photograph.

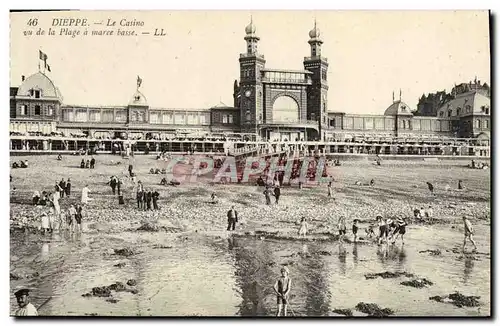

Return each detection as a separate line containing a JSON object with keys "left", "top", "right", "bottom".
{"left": 384, "top": 100, "right": 413, "bottom": 116}
{"left": 16, "top": 72, "right": 62, "bottom": 100}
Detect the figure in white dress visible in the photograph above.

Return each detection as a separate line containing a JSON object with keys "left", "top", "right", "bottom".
{"left": 81, "top": 185, "right": 91, "bottom": 204}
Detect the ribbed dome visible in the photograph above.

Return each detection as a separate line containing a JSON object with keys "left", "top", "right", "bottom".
{"left": 384, "top": 101, "right": 413, "bottom": 116}
{"left": 309, "top": 23, "right": 321, "bottom": 39}
{"left": 129, "top": 90, "right": 148, "bottom": 106}
{"left": 17, "top": 72, "right": 62, "bottom": 100}
{"left": 245, "top": 18, "right": 256, "bottom": 35}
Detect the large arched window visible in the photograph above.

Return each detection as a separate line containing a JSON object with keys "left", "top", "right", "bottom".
{"left": 272, "top": 96, "right": 299, "bottom": 123}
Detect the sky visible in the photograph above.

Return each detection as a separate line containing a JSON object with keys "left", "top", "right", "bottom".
{"left": 9, "top": 10, "right": 490, "bottom": 115}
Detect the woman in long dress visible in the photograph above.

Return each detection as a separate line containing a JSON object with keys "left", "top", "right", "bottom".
{"left": 81, "top": 185, "right": 90, "bottom": 205}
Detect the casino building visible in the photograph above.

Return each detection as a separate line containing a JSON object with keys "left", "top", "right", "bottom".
{"left": 9, "top": 19, "right": 491, "bottom": 156}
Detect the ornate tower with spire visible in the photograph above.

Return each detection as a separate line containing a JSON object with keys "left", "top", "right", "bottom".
{"left": 238, "top": 16, "right": 266, "bottom": 136}
{"left": 303, "top": 20, "right": 329, "bottom": 140}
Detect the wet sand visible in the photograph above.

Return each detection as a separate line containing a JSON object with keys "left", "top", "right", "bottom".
{"left": 9, "top": 155, "right": 491, "bottom": 316}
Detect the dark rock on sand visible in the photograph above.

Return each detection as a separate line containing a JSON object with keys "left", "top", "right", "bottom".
{"left": 114, "top": 248, "right": 135, "bottom": 256}
{"left": 364, "top": 271, "right": 414, "bottom": 280}
{"left": 10, "top": 272, "right": 22, "bottom": 280}
{"left": 109, "top": 282, "right": 127, "bottom": 292}
{"left": 355, "top": 302, "right": 394, "bottom": 317}
{"left": 106, "top": 298, "right": 119, "bottom": 303}
{"left": 419, "top": 249, "right": 442, "bottom": 256}
{"left": 91, "top": 286, "right": 112, "bottom": 297}
{"left": 429, "top": 292, "right": 481, "bottom": 308}
{"left": 114, "top": 262, "right": 126, "bottom": 268}
{"left": 332, "top": 308, "right": 353, "bottom": 316}
{"left": 152, "top": 244, "right": 173, "bottom": 249}
{"left": 400, "top": 278, "right": 433, "bottom": 288}
{"left": 127, "top": 279, "right": 137, "bottom": 286}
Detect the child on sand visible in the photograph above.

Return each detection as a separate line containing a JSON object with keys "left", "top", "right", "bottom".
{"left": 462, "top": 216, "right": 478, "bottom": 252}
{"left": 298, "top": 217, "right": 308, "bottom": 237}
{"left": 377, "top": 215, "right": 388, "bottom": 245}
{"left": 365, "top": 224, "right": 376, "bottom": 239}
{"left": 273, "top": 267, "right": 292, "bottom": 317}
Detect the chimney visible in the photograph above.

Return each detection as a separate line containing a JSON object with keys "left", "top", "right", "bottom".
{"left": 21, "top": 75, "right": 25, "bottom": 82}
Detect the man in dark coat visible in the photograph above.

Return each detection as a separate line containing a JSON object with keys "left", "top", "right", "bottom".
{"left": 137, "top": 188, "right": 143, "bottom": 209}
{"left": 426, "top": 182, "right": 435, "bottom": 195}
{"left": 264, "top": 186, "right": 272, "bottom": 205}
{"left": 110, "top": 176, "right": 117, "bottom": 195}
{"left": 65, "top": 179, "right": 71, "bottom": 197}
{"left": 274, "top": 186, "right": 281, "bottom": 204}
{"left": 59, "top": 179, "right": 66, "bottom": 198}
{"left": 117, "top": 178, "right": 122, "bottom": 196}
{"left": 90, "top": 157, "right": 96, "bottom": 169}
{"left": 227, "top": 206, "right": 238, "bottom": 231}
{"left": 128, "top": 164, "right": 134, "bottom": 177}
{"left": 152, "top": 190, "right": 159, "bottom": 210}
{"left": 146, "top": 190, "right": 152, "bottom": 210}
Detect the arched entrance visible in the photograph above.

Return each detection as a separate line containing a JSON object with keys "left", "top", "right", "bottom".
{"left": 272, "top": 95, "right": 299, "bottom": 123}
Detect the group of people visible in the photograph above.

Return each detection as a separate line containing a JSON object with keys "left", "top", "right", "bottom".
{"left": 80, "top": 157, "right": 96, "bottom": 169}
{"left": 12, "top": 160, "right": 28, "bottom": 169}
{"left": 136, "top": 181, "right": 160, "bottom": 211}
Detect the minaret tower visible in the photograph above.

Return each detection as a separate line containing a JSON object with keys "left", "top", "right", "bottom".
{"left": 239, "top": 16, "right": 266, "bottom": 137}
{"left": 303, "top": 20, "right": 329, "bottom": 140}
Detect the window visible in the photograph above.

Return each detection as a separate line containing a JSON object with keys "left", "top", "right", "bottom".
{"left": 89, "top": 110, "right": 101, "bottom": 122}
{"left": 199, "top": 114, "right": 208, "bottom": 125}
{"left": 187, "top": 114, "right": 197, "bottom": 125}
{"left": 475, "top": 119, "right": 481, "bottom": 129}
{"left": 62, "top": 109, "right": 74, "bottom": 121}
{"left": 19, "top": 105, "right": 27, "bottom": 115}
{"left": 448, "top": 110, "right": 452, "bottom": 117}
{"left": 312, "top": 48, "right": 316, "bottom": 56}
{"left": 47, "top": 105, "right": 53, "bottom": 116}
{"left": 222, "top": 114, "right": 228, "bottom": 124}
{"left": 456, "top": 107, "right": 461, "bottom": 116}
{"left": 102, "top": 110, "right": 114, "bottom": 122}
{"left": 115, "top": 110, "right": 127, "bottom": 122}
{"left": 163, "top": 113, "right": 173, "bottom": 124}
{"left": 34, "top": 90, "right": 41, "bottom": 98}
{"left": 485, "top": 107, "right": 489, "bottom": 115}
{"left": 174, "top": 113, "right": 185, "bottom": 125}
{"left": 34, "top": 105, "right": 41, "bottom": 115}
{"left": 439, "top": 111, "right": 444, "bottom": 117}
{"left": 322, "top": 69, "right": 327, "bottom": 80}
{"left": 75, "top": 109, "right": 87, "bottom": 122}
{"left": 483, "top": 120, "right": 489, "bottom": 129}
{"left": 150, "top": 112, "right": 160, "bottom": 124}
{"left": 466, "top": 105, "right": 472, "bottom": 113}
{"left": 329, "top": 118, "right": 336, "bottom": 128}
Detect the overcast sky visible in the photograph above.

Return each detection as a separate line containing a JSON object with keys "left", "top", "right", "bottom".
{"left": 9, "top": 10, "right": 490, "bottom": 114}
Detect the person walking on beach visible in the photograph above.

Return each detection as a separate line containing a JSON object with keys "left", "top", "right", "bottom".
{"left": 352, "top": 219, "right": 359, "bottom": 243}
{"left": 14, "top": 289, "right": 38, "bottom": 316}
{"left": 426, "top": 182, "right": 435, "bottom": 196}
{"left": 458, "top": 180, "right": 464, "bottom": 190}
{"left": 81, "top": 185, "right": 90, "bottom": 205}
{"left": 226, "top": 206, "right": 238, "bottom": 231}
{"left": 90, "top": 156, "right": 96, "bottom": 169}
{"left": 65, "top": 179, "right": 71, "bottom": 197}
{"left": 298, "top": 216, "right": 308, "bottom": 237}
{"left": 152, "top": 190, "right": 159, "bottom": 210}
{"left": 327, "top": 181, "right": 332, "bottom": 198}
{"left": 462, "top": 216, "right": 478, "bottom": 252}
{"left": 109, "top": 176, "right": 117, "bottom": 195}
{"left": 273, "top": 267, "right": 292, "bottom": 317}
{"left": 391, "top": 216, "right": 407, "bottom": 245}
{"left": 377, "top": 215, "right": 388, "bottom": 245}
{"left": 274, "top": 186, "right": 281, "bottom": 204}
{"left": 264, "top": 186, "right": 272, "bottom": 205}
{"left": 337, "top": 216, "right": 347, "bottom": 243}
{"left": 40, "top": 211, "right": 49, "bottom": 235}
{"left": 75, "top": 204, "right": 83, "bottom": 233}
{"left": 59, "top": 179, "right": 66, "bottom": 198}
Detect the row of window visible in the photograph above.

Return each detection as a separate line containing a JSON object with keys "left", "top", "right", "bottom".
{"left": 18, "top": 104, "right": 54, "bottom": 116}
{"left": 60, "top": 109, "right": 210, "bottom": 125}
{"left": 439, "top": 105, "right": 489, "bottom": 117}
{"left": 222, "top": 114, "right": 234, "bottom": 124}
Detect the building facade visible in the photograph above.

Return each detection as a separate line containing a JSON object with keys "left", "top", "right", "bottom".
{"left": 9, "top": 19, "right": 491, "bottom": 148}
